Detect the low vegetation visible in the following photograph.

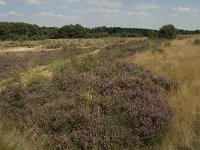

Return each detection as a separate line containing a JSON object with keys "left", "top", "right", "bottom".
{"left": 1, "top": 32, "right": 200, "bottom": 150}
{"left": 0, "top": 38, "right": 176, "bottom": 149}
{"left": 158, "top": 24, "right": 177, "bottom": 39}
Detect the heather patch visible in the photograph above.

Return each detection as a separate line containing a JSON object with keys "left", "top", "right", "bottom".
{"left": 0, "top": 39, "right": 175, "bottom": 149}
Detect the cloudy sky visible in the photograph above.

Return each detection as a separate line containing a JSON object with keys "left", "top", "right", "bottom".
{"left": 0, "top": 0, "right": 199, "bottom": 29}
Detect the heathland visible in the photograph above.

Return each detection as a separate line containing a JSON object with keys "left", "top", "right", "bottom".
{"left": 0, "top": 35, "right": 199, "bottom": 150}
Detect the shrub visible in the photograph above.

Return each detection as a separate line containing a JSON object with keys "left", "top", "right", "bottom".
{"left": 0, "top": 69, "right": 174, "bottom": 149}
{"left": 148, "top": 30, "right": 158, "bottom": 39}
{"left": 194, "top": 38, "right": 200, "bottom": 45}
{"left": 159, "top": 24, "right": 177, "bottom": 39}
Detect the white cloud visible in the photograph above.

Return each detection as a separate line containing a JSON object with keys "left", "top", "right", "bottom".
{"left": 39, "top": 12, "right": 57, "bottom": 17}
{"left": 135, "top": 3, "right": 160, "bottom": 10}
{"left": 0, "top": 11, "right": 24, "bottom": 17}
{"left": 166, "top": 13, "right": 178, "bottom": 17}
{"left": 0, "top": 0, "right": 6, "bottom": 5}
{"left": 72, "top": 8, "right": 121, "bottom": 16}
{"left": 38, "top": 11, "right": 77, "bottom": 19}
{"left": 173, "top": 7, "right": 199, "bottom": 13}
{"left": 85, "top": 0, "right": 122, "bottom": 8}
{"left": 21, "top": 0, "right": 122, "bottom": 7}
{"left": 105, "top": 8, "right": 121, "bottom": 14}
{"left": 23, "top": 0, "right": 44, "bottom": 5}
{"left": 8, "top": 11, "right": 24, "bottom": 17}
{"left": 64, "top": 0, "right": 80, "bottom": 2}
{"left": 61, "top": 0, "right": 80, "bottom": 7}
{"left": 127, "top": 11, "right": 150, "bottom": 17}
{"left": 90, "top": 8, "right": 120, "bottom": 14}
{"left": 38, "top": 12, "right": 65, "bottom": 18}
{"left": 100, "top": 14, "right": 120, "bottom": 19}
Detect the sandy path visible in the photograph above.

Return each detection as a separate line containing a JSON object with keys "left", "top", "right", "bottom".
{"left": 0, "top": 47, "right": 59, "bottom": 53}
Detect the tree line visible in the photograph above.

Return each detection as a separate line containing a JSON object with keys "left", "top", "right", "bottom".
{"left": 0, "top": 22, "right": 199, "bottom": 41}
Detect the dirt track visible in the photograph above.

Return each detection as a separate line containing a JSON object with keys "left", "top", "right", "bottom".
{"left": 0, "top": 47, "right": 61, "bottom": 53}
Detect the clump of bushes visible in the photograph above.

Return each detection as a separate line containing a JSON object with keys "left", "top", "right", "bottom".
{"left": 159, "top": 24, "right": 177, "bottom": 39}
{"left": 148, "top": 30, "right": 158, "bottom": 39}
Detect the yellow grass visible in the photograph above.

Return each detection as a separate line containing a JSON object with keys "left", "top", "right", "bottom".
{"left": 134, "top": 37, "right": 200, "bottom": 150}
{"left": 0, "top": 124, "right": 42, "bottom": 150}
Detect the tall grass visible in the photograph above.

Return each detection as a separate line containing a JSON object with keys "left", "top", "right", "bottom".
{"left": 134, "top": 37, "right": 200, "bottom": 150}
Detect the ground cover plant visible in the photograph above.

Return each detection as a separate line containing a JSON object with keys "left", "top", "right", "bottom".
{"left": 0, "top": 38, "right": 116, "bottom": 80}
{"left": 0, "top": 38, "right": 176, "bottom": 149}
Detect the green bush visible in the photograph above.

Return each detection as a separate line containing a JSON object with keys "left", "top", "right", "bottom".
{"left": 159, "top": 24, "right": 177, "bottom": 39}
{"left": 0, "top": 138, "right": 11, "bottom": 150}
{"left": 148, "top": 30, "right": 158, "bottom": 39}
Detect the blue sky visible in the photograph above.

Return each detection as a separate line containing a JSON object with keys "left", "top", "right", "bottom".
{"left": 0, "top": 0, "right": 199, "bottom": 29}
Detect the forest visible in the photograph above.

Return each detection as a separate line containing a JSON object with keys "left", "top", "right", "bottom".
{"left": 0, "top": 22, "right": 199, "bottom": 40}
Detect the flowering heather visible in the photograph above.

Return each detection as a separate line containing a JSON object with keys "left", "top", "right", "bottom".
{"left": 0, "top": 47, "right": 92, "bottom": 80}
{"left": 0, "top": 39, "right": 176, "bottom": 149}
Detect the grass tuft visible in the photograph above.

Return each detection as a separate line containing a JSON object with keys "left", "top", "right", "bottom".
{"left": 194, "top": 38, "right": 200, "bottom": 45}
{"left": 0, "top": 77, "right": 16, "bottom": 89}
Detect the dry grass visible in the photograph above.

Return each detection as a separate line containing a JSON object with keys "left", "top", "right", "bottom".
{"left": 0, "top": 124, "right": 41, "bottom": 150}
{"left": 134, "top": 37, "right": 200, "bottom": 150}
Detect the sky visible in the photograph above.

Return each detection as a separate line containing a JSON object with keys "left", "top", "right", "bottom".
{"left": 0, "top": 0, "right": 199, "bottom": 30}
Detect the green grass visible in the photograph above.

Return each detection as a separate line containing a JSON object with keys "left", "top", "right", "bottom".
{"left": 0, "top": 138, "right": 12, "bottom": 150}
{"left": 48, "top": 59, "right": 72, "bottom": 74}
{"left": 0, "top": 77, "right": 16, "bottom": 88}
{"left": 20, "top": 67, "right": 52, "bottom": 85}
